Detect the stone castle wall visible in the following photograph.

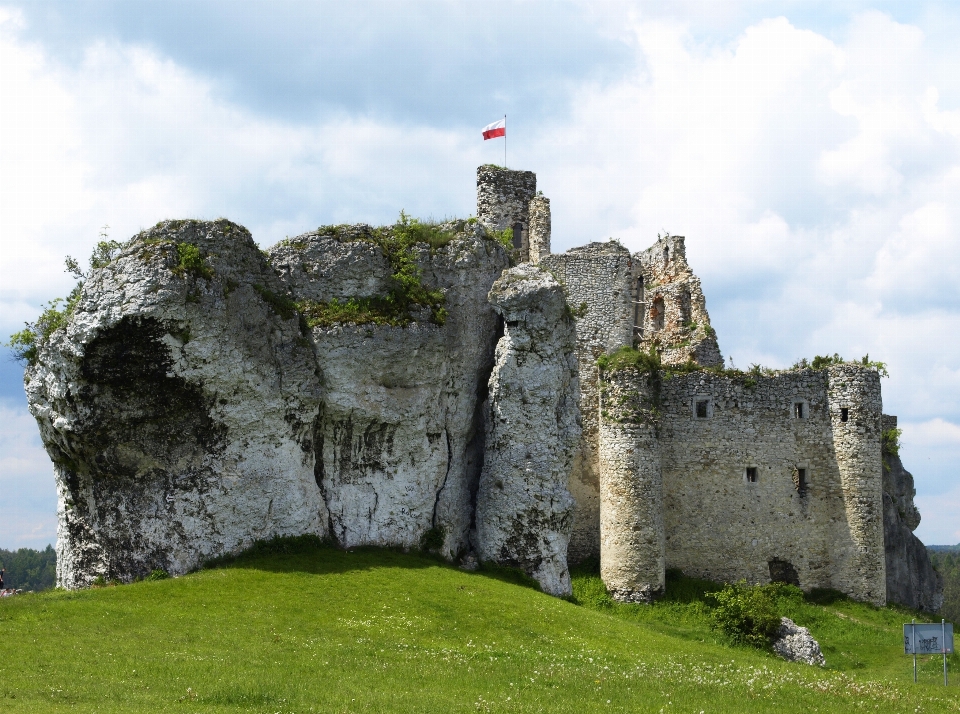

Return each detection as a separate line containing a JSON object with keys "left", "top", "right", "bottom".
{"left": 634, "top": 236, "right": 722, "bottom": 367}
{"left": 651, "top": 366, "right": 886, "bottom": 604}
{"left": 540, "top": 242, "right": 635, "bottom": 563}
{"left": 527, "top": 196, "right": 551, "bottom": 265}
{"left": 598, "top": 367, "right": 665, "bottom": 602}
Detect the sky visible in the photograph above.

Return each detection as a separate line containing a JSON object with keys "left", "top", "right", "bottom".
{"left": 1, "top": 0, "right": 959, "bottom": 549}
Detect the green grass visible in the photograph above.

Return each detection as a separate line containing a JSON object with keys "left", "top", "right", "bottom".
{"left": 1, "top": 542, "right": 957, "bottom": 713}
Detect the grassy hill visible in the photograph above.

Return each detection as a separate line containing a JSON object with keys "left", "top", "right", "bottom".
{"left": 1, "top": 539, "right": 958, "bottom": 713}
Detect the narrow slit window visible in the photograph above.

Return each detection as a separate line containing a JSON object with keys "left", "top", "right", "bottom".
{"left": 663, "top": 247, "right": 669, "bottom": 263}
{"left": 696, "top": 400, "right": 708, "bottom": 418}
{"left": 794, "top": 402, "right": 805, "bottom": 419}
{"left": 512, "top": 222, "right": 523, "bottom": 250}
{"left": 795, "top": 468, "right": 807, "bottom": 496}
{"left": 746, "top": 467, "right": 758, "bottom": 483}
{"left": 840, "top": 407, "right": 849, "bottom": 422}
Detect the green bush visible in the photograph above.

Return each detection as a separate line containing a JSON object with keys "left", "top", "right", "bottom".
{"left": 881, "top": 427, "right": 903, "bottom": 457}
{"left": 146, "top": 569, "right": 170, "bottom": 581}
{"left": 707, "top": 581, "right": 783, "bottom": 649}
{"left": 174, "top": 242, "right": 213, "bottom": 279}
{"left": 597, "top": 345, "right": 662, "bottom": 374}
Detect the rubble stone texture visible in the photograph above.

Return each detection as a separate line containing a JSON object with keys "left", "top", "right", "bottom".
{"left": 475, "top": 264, "right": 580, "bottom": 596}
{"left": 633, "top": 235, "right": 723, "bottom": 367}
{"left": 540, "top": 242, "right": 635, "bottom": 564}
{"left": 647, "top": 366, "right": 887, "bottom": 605}
{"left": 772, "top": 617, "right": 826, "bottom": 666}
{"left": 526, "top": 196, "right": 551, "bottom": 265}
{"left": 598, "top": 367, "right": 665, "bottom": 602}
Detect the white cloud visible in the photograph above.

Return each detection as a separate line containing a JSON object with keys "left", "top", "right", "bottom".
{"left": 3, "top": 4, "right": 960, "bottom": 547}
{"left": 0, "top": 399, "right": 56, "bottom": 549}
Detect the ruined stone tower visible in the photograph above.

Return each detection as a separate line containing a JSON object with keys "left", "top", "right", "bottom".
{"left": 476, "top": 165, "right": 551, "bottom": 263}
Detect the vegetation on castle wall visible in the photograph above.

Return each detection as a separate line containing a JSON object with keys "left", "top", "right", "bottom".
{"left": 792, "top": 353, "right": 890, "bottom": 377}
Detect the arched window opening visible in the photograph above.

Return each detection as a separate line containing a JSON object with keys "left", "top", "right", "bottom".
{"left": 512, "top": 222, "right": 523, "bottom": 250}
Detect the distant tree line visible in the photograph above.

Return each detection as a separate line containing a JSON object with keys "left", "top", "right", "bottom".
{"left": 0, "top": 545, "right": 56, "bottom": 591}
{"left": 928, "top": 545, "right": 960, "bottom": 624}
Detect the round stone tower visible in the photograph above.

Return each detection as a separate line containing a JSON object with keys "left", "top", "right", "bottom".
{"left": 827, "top": 365, "right": 886, "bottom": 606}
{"left": 597, "top": 364, "right": 665, "bottom": 602}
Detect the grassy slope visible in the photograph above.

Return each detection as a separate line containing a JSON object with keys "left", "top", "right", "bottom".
{"left": 1, "top": 543, "right": 957, "bottom": 713}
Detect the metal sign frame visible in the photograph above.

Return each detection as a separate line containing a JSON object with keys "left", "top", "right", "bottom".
{"left": 904, "top": 619, "right": 954, "bottom": 685}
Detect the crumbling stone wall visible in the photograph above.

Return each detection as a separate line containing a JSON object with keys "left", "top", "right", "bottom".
{"left": 634, "top": 236, "right": 722, "bottom": 367}
{"left": 527, "top": 195, "right": 551, "bottom": 265}
{"left": 651, "top": 366, "right": 886, "bottom": 605}
{"left": 540, "top": 242, "right": 635, "bottom": 563}
{"left": 475, "top": 264, "right": 580, "bottom": 595}
{"left": 598, "top": 367, "right": 665, "bottom": 602}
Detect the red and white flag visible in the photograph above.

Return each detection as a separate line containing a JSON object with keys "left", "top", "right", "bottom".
{"left": 482, "top": 118, "right": 505, "bottom": 140}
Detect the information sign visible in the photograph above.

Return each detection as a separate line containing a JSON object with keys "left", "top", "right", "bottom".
{"left": 903, "top": 623, "right": 954, "bottom": 654}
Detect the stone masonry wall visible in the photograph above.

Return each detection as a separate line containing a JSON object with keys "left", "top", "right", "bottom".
{"left": 527, "top": 196, "right": 551, "bottom": 265}
{"left": 476, "top": 166, "right": 536, "bottom": 234}
{"left": 540, "top": 242, "right": 634, "bottom": 563}
{"left": 634, "top": 236, "right": 722, "bottom": 367}
{"left": 656, "top": 366, "right": 886, "bottom": 604}
{"left": 598, "top": 367, "right": 665, "bottom": 602}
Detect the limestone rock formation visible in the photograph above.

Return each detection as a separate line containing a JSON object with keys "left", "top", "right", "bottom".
{"left": 475, "top": 264, "right": 580, "bottom": 596}
{"left": 27, "top": 220, "right": 327, "bottom": 588}
{"left": 270, "top": 221, "right": 508, "bottom": 554}
{"left": 772, "top": 617, "right": 826, "bottom": 666}
{"left": 883, "top": 446, "right": 944, "bottom": 612}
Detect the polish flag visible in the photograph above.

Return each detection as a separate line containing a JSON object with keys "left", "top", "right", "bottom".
{"left": 482, "top": 118, "right": 506, "bottom": 140}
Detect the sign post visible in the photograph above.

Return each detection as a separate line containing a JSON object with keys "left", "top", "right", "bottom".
{"left": 904, "top": 620, "right": 953, "bottom": 685}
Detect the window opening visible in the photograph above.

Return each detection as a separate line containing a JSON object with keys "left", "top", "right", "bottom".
{"left": 840, "top": 407, "right": 849, "bottom": 422}
{"left": 696, "top": 400, "right": 708, "bottom": 418}
{"left": 663, "top": 247, "right": 669, "bottom": 264}
{"left": 652, "top": 297, "right": 665, "bottom": 331}
{"left": 794, "top": 402, "right": 805, "bottom": 419}
{"left": 512, "top": 222, "right": 523, "bottom": 250}
{"left": 746, "top": 467, "right": 758, "bottom": 483}
{"left": 794, "top": 467, "right": 807, "bottom": 496}
{"left": 680, "top": 289, "right": 692, "bottom": 324}
{"left": 633, "top": 276, "right": 644, "bottom": 339}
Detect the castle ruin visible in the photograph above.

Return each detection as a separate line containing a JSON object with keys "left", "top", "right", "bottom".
{"left": 23, "top": 165, "right": 941, "bottom": 611}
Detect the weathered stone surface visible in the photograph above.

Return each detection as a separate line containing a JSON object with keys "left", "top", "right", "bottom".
{"left": 475, "top": 264, "right": 580, "bottom": 596}
{"left": 653, "top": 366, "right": 887, "bottom": 605}
{"left": 598, "top": 367, "right": 665, "bottom": 602}
{"left": 271, "top": 221, "right": 509, "bottom": 556}
{"left": 883, "top": 436, "right": 943, "bottom": 612}
{"left": 634, "top": 235, "right": 722, "bottom": 368}
{"left": 28, "top": 220, "right": 327, "bottom": 588}
{"left": 476, "top": 165, "right": 536, "bottom": 233}
{"left": 772, "top": 617, "right": 826, "bottom": 666}
{"left": 527, "top": 195, "right": 551, "bottom": 265}
{"left": 540, "top": 242, "right": 635, "bottom": 565}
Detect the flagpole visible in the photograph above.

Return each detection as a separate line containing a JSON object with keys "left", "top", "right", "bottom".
{"left": 504, "top": 114, "right": 507, "bottom": 168}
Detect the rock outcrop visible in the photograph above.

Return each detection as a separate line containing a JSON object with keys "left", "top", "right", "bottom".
{"left": 475, "top": 264, "right": 580, "bottom": 595}
{"left": 270, "top": 221, "right": 509, "bottom": 555}
{"left": 28, "top": 219, "right": 515, "bottom": 586}
{"left": 28, "top": 220, "right": 327, "bottom": 588}
{"left": 883, "top": 441, "right": 943, "bottom": 612}
{"left": 772, "top": 617, "right": 826, "bottom": 666}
